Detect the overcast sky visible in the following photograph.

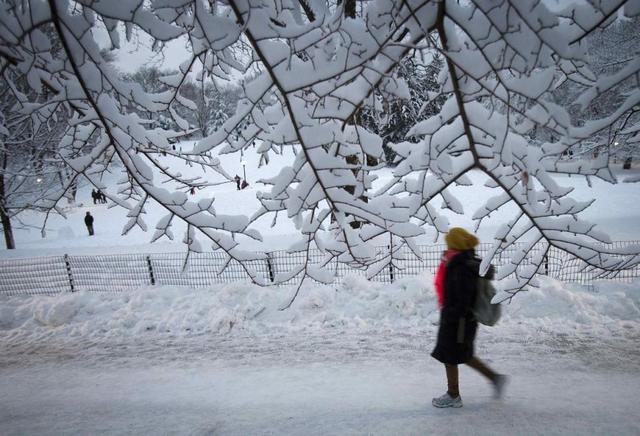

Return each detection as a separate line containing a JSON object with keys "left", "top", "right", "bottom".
{"left": 112, "top": 36, "right": 191, "bottom": 73}
{"left": 93, "top": 22, "right": 191, "bottom": 74}
{"left": 97, "top": 0, "right": 596, "bottom": 75}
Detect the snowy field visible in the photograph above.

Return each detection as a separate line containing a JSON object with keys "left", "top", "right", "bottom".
{"left": 1, "top": 274, "right": 639, "bottom": 435}
{"left": 2, "top": 144, "right": 640, "bottom": 258}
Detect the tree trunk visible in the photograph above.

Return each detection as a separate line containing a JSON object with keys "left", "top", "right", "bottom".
{"left": 338, "top": 0, "right": 356, "bottom": 18}
{"left": 344, "top": 0, "right": 356, "bottom": 18}
{"left": 0, "top": 147, "right": 16, "bottom": 249}
{"left": 0, "top": 173, "right": 15, "bottom": 249}
{"left": 0, "top": 207, "right": 15, "bottom": 249}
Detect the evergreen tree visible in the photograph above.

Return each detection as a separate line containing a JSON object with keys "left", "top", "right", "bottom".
{"left": 359, "top": 54, "right": 444, "bottom": 163}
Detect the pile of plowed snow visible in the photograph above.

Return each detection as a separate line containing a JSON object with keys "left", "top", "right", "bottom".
{"left": 1, "top": 275, "right": 639, "bottom": 344}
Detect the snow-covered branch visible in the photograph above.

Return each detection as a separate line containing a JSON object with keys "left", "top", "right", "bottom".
{"left": 2, "top": 0, "right": 639, "bottom": 302}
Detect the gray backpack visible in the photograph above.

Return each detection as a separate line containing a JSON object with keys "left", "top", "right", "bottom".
{"left": 473, "top": 277, "right": 501, "bottom": 326}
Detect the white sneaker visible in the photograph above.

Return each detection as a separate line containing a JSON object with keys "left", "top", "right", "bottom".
{"left": 432, "top": 392, "right": 463, "bottom": 408}
{"left": 493, "top": 374, "right": 509, "bottom": 399}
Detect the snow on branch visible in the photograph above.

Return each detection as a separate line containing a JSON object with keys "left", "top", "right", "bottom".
{"left": 1, "top": 0, "right": 639, "bottom": 302}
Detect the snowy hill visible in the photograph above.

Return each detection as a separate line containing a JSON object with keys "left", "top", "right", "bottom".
{"left": 3, "top": 143, "right": 640, "bottom": 258}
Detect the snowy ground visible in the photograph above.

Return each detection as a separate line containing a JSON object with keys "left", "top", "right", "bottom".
{"left": 2, "top": 275, "right": 639, "bottom": 435}
{"left": 3, "top": 344, "right": 639, "bottom": 436}
{"left": 2, "top": 148, "right": 640, "bottom": 434}
{"left": 3, "top": 146, "right": 640, "bottom": 258}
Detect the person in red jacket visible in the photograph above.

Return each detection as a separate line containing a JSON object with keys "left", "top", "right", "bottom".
{"left": 431, "top": 227, "right": 508, "bottom": 408}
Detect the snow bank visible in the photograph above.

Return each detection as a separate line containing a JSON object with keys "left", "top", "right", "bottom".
{"left": 1, "top": 275, "right": 639, "bottom": 342}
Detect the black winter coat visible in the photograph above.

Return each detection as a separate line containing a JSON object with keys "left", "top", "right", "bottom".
{"left": 431, "top": 250, "right": 492, "bottom": 365}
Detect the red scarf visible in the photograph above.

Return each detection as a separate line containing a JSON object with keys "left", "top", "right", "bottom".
{"left": 434, "top": 249, "right": 460, "bottom": 309}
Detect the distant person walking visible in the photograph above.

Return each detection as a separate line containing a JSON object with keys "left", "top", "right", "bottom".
{"left": 431, "top": 227, "right": 508, "bottom": 408}
{"left": 234, "top": 175, "right": 241, "bottom": 190}
{"left": 91, "top": 189, "right": 98, "bottom": 204}
{"left": 96, "top": 189, "right": 107, "bottom": 204}
{"left": 84, "top": 211, "right": 95, "bottom": 236}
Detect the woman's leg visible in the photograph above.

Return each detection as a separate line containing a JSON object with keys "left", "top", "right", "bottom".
{"left": 466, "top": 356, "right": 497, "bottom": 382}
{"left": 467, "top": 356, "right": 509, "bottom": 398}
{"left": 445, "top": 364, "right": 460, "bottom": 397}
{"left": 433, "top": 363, "right": 463, "bottom": 407}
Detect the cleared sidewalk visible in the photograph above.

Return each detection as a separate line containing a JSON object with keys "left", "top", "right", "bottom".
{"left": 2, "top": 334, "right": 639, "bottom": 436}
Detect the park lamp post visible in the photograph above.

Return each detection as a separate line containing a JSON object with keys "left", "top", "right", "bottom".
{"left": 241, "top": 159, "right": 247, "bottom": 181}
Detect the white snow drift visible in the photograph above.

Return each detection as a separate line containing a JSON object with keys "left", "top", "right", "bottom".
{"left": 1, "top": 275, "right": 638, "bottom": 342}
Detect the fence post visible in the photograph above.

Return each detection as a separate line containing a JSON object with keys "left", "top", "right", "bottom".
{"left": 544, "top": 254, "right": 549, "bottom": 275}
{"left": 266, "top": 252, "right": 275, "bottom": 283}
{"left": 387, "top": 242, "right": 394, "bottom": 283}
{"left": 64, "top": 254, "right": 75, "bottom": 292}
{"left": 147, "top": 255, "right": 156, "bottom": 285}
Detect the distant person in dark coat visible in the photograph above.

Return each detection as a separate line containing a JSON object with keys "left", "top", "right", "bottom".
{"left": 96, "top": 189, "right": 106, "bottom": 204}
{"left": 84, "top": 212, "right": 94, "bottom": 236}
{"left": 431, "top": 227, "right": 508, "bottom": 408}
{"left": 234, "top": 175, "right": 241, "bottom": 190}
{"left": 91, "top": 189, "right": 98, "bottom": 204}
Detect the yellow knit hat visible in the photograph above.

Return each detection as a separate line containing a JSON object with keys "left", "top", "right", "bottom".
{"left": 445, "top": 227, "right": 479, "bottom": 250}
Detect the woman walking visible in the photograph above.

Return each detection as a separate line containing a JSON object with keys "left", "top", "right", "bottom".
{"left": 431, "top": 227, "right": 508, "bottom": 408}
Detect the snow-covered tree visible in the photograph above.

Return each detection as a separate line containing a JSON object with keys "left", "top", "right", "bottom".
{"left": 179, "top": 80, "right": 240, "bottom": 137}
{"left": 359, "top": 54, "right": 445, "bottom": 163}
{"left": 548, "top": 14, "right": 640, "bottom": 163}
{"left": 1, "top": 0, "right": 639, "bottom": 303}
{"left": 0, "top": 65, "right": 73, "bottom": 249}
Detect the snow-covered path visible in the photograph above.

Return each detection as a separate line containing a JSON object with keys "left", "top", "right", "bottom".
{"left": 2, "top": 276, "right": 640, "bottom": 435}
{"left": 2, "top": 328, "right": 640, "bottom": 436}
